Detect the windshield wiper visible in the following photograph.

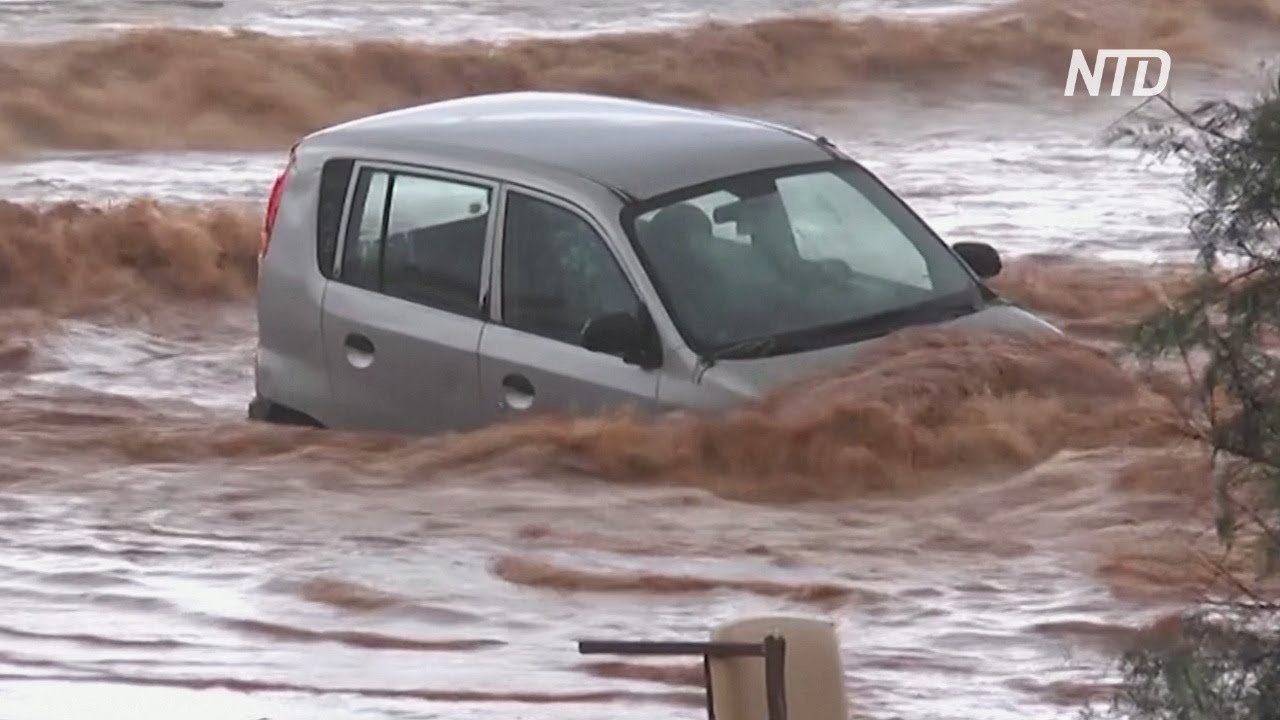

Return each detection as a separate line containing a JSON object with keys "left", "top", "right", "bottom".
{"left": 786, "top": 294, "right": 981, "bottom": 348}
{"left": 866, "top": 296, "right": 977, "bottom": 329}
{"left": 693, "top": 335, "right": 789, "bottom": 383}
{"left": 690, "top": 294, "right": 981, "bottom": 384}
{"left": 718, "top": 295, "right": 979, "bottom": 363}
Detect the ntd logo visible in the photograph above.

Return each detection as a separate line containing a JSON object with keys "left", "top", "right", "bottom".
{"left": 1064, "top": 49, "right": 1172, "bottom": 97}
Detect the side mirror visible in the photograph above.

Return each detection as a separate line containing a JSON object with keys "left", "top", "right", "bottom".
{"left": 952, "top": 241, "right": 1002, "bottom": 279}
{"left": 581, "top": 311, "right": 661, "bottom": 369}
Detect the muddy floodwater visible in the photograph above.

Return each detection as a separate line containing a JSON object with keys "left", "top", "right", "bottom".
{"left": 1, "top": 0, "right": 1273, "bottom": 718}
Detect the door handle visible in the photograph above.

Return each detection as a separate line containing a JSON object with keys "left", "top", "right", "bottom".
{"left": 344, "top": 333, "right": 375, "bottom": 369}
{"left": 500, "top": 373, "right": 535, "bottom": 411}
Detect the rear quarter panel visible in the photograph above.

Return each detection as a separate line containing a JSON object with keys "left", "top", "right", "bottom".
{"left": 255, "top": 145, "right": 334, "bottom": 424}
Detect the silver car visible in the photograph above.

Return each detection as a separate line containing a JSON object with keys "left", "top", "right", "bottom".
{"left": 249, "top": 91, "right": 1058, "bottom": 433}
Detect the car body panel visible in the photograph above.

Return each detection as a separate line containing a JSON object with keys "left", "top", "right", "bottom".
{"left": 475, "top": 183, "right": 666, "bottom": 424}
{"left": 320, "top": 284, "right": 487, "bottom": 433}
{"left": 315, "top": 160, "right": 499, "bottom": 433}
{"left": 254, "top": 146, "right": 334, "bottom": 424}
{"left": 309, "top": 92, "right": 833, "bottom": 201}
{"left": 476, "top": 323, "right": 662, "bottom": 423}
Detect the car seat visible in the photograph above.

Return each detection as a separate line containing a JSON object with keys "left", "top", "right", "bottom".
{"left": 640, "top": 203, "right": 726, "bottom": 341}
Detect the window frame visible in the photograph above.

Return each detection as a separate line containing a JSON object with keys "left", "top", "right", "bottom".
{"left": 490, "top": 184, "right": 647, "bottom": 348}
{"left": 331, "top": 160, "right": 501, "bottom": 319}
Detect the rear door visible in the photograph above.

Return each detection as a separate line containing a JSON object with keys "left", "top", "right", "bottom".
{"left": 476, "top": 188, "right": 660, "bottom": 422}
{"left": 321, "top": 162, "right": 496, "bottom": 434}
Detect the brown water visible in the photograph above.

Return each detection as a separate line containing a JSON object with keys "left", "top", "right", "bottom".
{"left": 1, "top": 0, "right": 1274, "bottom": 718}
{"left": 0, "top": 0, "right": 1277, "bottom": 154}
{"left": 0, "top": 202, "right": 1229, "bottom": 720}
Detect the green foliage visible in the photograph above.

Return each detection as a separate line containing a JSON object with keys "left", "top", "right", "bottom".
{"left": 1111, "top": 78, "right": 1280, "bottom": 554}
{"left": 1084, "top": 72, "right": 1280, "bottom": 720}
{"left": 1089, "top": 612, "right": 1280, "bottom": 720}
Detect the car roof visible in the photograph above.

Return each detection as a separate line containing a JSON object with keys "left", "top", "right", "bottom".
{"left": 310, "top": 91, "right": 837, "bottom": 200}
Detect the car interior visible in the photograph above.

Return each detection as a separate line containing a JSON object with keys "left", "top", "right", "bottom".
{"left": 382, "top": 213, "right": 488, "bottom": 317}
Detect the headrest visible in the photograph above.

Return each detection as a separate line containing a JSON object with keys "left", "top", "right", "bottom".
{"left": 646, "top": 203, "right": 712, "bottom": 240}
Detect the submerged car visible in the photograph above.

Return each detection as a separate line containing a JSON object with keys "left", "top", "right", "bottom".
{"left": 249, "top": 91, "right": 1058, "bottom": 433}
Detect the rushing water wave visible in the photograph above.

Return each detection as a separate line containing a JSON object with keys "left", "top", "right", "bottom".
{"left": 0, "top": 309, "right": 1217, "bottom": 713}
{"left": 2, "top": 0, "right": 1276, "bottom": 717}
{"left": 0, "top": 0, "right": 1277, "bottom": 154}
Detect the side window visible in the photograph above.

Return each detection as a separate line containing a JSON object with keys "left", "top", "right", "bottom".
{"left": 339, "top": 167, "right": 492, "bottom": 317}
{"left": 341, "top": 168, "right": 388, "bottom": 292}
{"left": 502, "top": 193, "right": 639, "bottom": 346}
{"left": 316, "top": 158, "right": 354, "bottom": 279}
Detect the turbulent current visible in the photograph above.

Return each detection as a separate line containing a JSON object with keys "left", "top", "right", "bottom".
{"left": 1, "top": 0, "right": 1277, "bottom": 718}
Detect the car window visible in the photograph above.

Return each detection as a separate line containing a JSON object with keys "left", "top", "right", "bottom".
{"left": 501, "top": 192, "right": 638, "bottom": 346}
{"left": 629, "top": 161, "right": 976, "bottom": 353}
{"left": 316, "top": 158, "right": 354, "bottom": 279}
{"left": 684, "top": 190, "right": 750, "bottom": 244}
{"left": 340, "top": 167, "right": 492, "bottom": 317}
{"left": 777, "top": 170, "right": 931, "bottom": 289}
{"left": 341, "top": 168, "right": 389, "bottom": 292}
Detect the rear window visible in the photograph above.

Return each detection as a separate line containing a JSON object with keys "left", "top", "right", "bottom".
{"left": 316, "top": 158, "right": 355, "bottom": 278}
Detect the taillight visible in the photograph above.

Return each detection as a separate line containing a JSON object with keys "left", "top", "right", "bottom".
{"left": 260, "top": 142, "right": 299, "bottom": 260}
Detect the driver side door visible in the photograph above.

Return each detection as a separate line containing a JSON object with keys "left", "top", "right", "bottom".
{"left": 476, "top": 188, "right": 661, "bottom": 422}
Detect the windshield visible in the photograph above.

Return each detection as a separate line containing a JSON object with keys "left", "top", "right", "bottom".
{"left": 624, "top": 160, "right": 982, "bottom": 355}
